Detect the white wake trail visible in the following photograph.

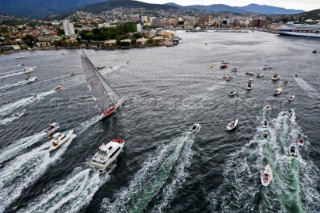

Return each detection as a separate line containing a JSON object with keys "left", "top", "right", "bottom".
{"left": 294, "top": 77, "right": 320, "bottom": 99}
{"left": 0, "top": 134, "right": 76, "bottom": 213}
{"left": 0, "top": 131, "right": 47, "bottom": 164}
{"left": 0, "top": 80, "right": 27, "bottom": 90}
{"left": 0, "top": 89, "right": 56, "bottom": 117}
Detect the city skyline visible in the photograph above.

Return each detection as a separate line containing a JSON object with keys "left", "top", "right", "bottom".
{"left": 139, "top": 0, "right": 320, "bottom": 11}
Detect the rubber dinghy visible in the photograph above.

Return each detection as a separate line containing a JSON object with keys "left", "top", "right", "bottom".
{"left": 260, "top": 164, "right": 273, "bottom": 186}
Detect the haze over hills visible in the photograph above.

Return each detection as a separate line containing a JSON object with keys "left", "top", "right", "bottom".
{"left": 166, "top": 3, "right": 304, "bottom": 14}
{"left": 0, "top": 0, "right": 306, "bottom": 18}
{"left": 0, "top": 0, "right": 107, "bottom": 18}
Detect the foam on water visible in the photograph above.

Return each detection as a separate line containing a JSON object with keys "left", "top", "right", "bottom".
{"left": 20, "top": 167, "right": 112, "bottom": 213}
{"left": 0, "top": 89, "right": 56, "bottom": 117}
{"left": 210, "top": 110, "right": 320, "bottom": 212}
{"left": 0, "top": 70, "right": 25, "bottom": 79}
{"left": 100, "top": 132, "right": 193, "bottom": 213}
{"left": 0, "top": 134, "right": 76, "bottom": 212}
{"left": 0, "top": 80, "right": 27, "bottom": 90}
{"left": 294, "top": 77, "right": 320, "bottom": 99}
{"left": 0, "top": 130, "right": 47, "bottom": 164}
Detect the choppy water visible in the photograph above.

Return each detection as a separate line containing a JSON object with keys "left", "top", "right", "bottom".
{"left": 0, "top": 31, "right": 320, "bottom": 213}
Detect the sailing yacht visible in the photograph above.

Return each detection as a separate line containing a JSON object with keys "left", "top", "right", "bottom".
{"left": 81, "top": 50, "right": 125, "bottom": 120}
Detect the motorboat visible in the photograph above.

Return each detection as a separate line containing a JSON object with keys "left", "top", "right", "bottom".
{"left": 49, "top": 130, "right": 76, "bottom": 151}
{"left": 283, "top": 80, "right": 288, "bottom": 85}
{"left": 260, "top": 164, "right": 273, "bottom": 186}
{"left": 45, "top": 123, "right": 60, "bottom": 135}
{"left": 262, "top": 120, "right": 269, "bottom": 128}
{"left": 257, "top": 73, "right": 264, "bottom": 78}
{"left": 312, "top": 50, "right": 319, "bottom": 54}
{"left": 264, "top": 105, "right": 272, "bottom": 111}
{"left": 14, "top": 109, "right": 26, "bottom": 117}
{"left": 288, "top": 94, "right": 295, "bottom": 101}
{"left": 96, "top": 63, "right": 105, "bottom": 69}
{"left": 245, "top": 72, "right": 254, "bottom": 76}
{"left": 261, "top": 130, "right": 269, "bottom": 140}
{"left": 25, "top": 76, "right": 37, "bottom": 83}
{"left": 271, "top": 74, "right": 280, "bottom": 81}
{"left": 30, "top": 94, "right": 38, "bottom": 101}
{"left": 274, "top": 87, "right": 283, "bottom": 95}
{"left": 220, "top": 64, "right": 228, "bottom": 69}
{"left": 301, "top": 133, "right": 308, "bottom": 139}
{"left": 284, "top": 109, "right": 293, "bottom": 117}
{"left": 263, "top": 65, "right": 272, "bottom": 70}
{"left": 190, "top": 123, "right": 201, "bottom": 133}
{"left": 246, "top": 80, "right": 253, "bottom": 90}
{"left": 297, "top": 138, "right": 305, "bottom": 147}
{"left": 54, "top": 85, "right": 63, "bottom": 91}
{"left": 223, "top": 75, "right": 233, "bottom": 82}
{"left": 91, "top": 138, "right": 125, "bottom": 171}
{"left": 289, "top": 144, "right": 298, "bottom": 157}
{"left": 228, "top": 90, "right": 237, "bottom": 96}
{"left": 221, "top": 60, "right": 229, "bottom": 64}
{"left": 17, "top": 64, "right": 25, "bottom": 67}
{"left": 226, "top": 119, "right": 238, "bottom": 131}
{"left": 231, "top": 68, "right": 238, "bottom": 72}
{"left": 24, "top": 67, "right": 34, "bottom": 73}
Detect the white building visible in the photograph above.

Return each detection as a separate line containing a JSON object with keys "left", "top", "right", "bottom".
{"left": 137, "top": 23, "right": 143, "bottom": 32}
{"left": 63, "top": 20, "right": 75, "bottom": 36}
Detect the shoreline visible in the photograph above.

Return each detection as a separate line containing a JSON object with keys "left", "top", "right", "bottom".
{"left": 0, "top": 44, "right": 174, "bottom": 55}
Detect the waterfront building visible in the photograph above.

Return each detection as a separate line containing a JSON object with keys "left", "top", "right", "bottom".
{"left": 63, "top": 20, "right": 75, "bottom": 36}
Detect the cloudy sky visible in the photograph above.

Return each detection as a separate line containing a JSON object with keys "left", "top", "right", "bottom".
{"left": 138, "top": 0, "right": 320, "bottom": 11}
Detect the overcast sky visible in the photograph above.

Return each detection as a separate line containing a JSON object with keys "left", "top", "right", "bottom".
{"left": 138, "top": 0, "right": 320, "bottom": 11}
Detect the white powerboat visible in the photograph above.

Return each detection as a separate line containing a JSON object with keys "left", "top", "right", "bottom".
{"left": 228, "top": 90, "right": 237, "bottom": 96}
{"left": 91, "top": 138, "right": 125, "bottom": 171}
{"left": 263, "top": 65, "right": 272, "bottom": 70}
{"left": 264, "top": 105, "right": 272, "bottom": 111}
{"left": 14, "top": 109, "right": 26, "bottom": 117}
{"left": 289, "top": 144, "right": 298, "bottom": 156}
{"left": 262, "top": 120, "right": 269, "bottom": 128}
{"left": 45, "top": 123, "right": 60, "bottom": 135}
{"left": 274, "top": 87, "right": 283, "bottom": 95}
{"left": 246, "top": 80, "right": 253, "bottom": 90}
{"left": 260, "top": 164, "right": 273, "bottom": 186}
{"left": 288, "top": 94, "right": 295, "bottom": 101}
{"left": 221, "top": 60, "right": 229, "bottom": 64}
{"left": 226, "top": 119, "right": 238, "bottom": 131}
{"left": 257, "top": 73, "right": 264, "bottom": 78}
{"left": 26, "top": 76, "right": 37, "bottom": 83}
{"left": 49, "top": 130, "right": 76, "bottom": 151}
{"left": 271, "top": 74, "right": 280, "bottom": 81}
{"left": 297, "top": 138, "right": 305, "bottom": 147}
{"left": 96, "top": 63, "right": 105, "bottom": 69}
{"left": 24, "top": 67, "right": 34, "bottom": 73}
{"left": 245, "top": 72, "right": 254, "bottom": 76}
{"left": 190, "top": 123, "right": 201, "bottom": 133}
{"left": 301, "top": 133, "right": 307, "bottom": 139}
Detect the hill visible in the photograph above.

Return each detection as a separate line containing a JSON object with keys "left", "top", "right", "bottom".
{"left": 166, "top": 2, "right": 304, "bottom": 14}
{"left": 0, "top": 0, "right": 107, "bottom": 18}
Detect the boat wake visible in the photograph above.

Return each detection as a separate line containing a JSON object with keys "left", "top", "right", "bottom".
{"left": 0, "top": 90, "right": 56, "bottom": 117}
{"left": 0, "top": 69, "right": 26, "bottom": 79}
{"left": 0, "top": 134, "right": 76, "bottom": 213}
{"left": 18, "top": 167, "right": 112, "bottom": 213}
{"left": 0, "top": 131, "right": 47, "bottom": 164}
{"left": 294, "top": 77, "right": 320, "bottom": 99}
{"left": 210, "top": 110, "right": 320, "bottom": 212}
{"left": 0, "top": 80, "right": 27, "bottom": 91}
{"left": 0, "top": 114, "right": 22, "bottom": 126}
{"left": 75, "top": 115, "right": 101, "bottom": 135}
{"left": 101, "top": 132, "right": 194, "bottom": 213}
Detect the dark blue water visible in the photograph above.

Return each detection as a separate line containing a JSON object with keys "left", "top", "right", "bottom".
{"left": 0, "top": 31, "right": 319, "bottom": 213}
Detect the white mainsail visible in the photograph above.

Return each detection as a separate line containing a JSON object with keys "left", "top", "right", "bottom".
{"left": 81, "top": 52, "right": 123, "bottom": 116}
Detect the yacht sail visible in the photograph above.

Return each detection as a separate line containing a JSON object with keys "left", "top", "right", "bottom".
{"left": 81, "top": 51, "right": 124, "bottom": 120}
